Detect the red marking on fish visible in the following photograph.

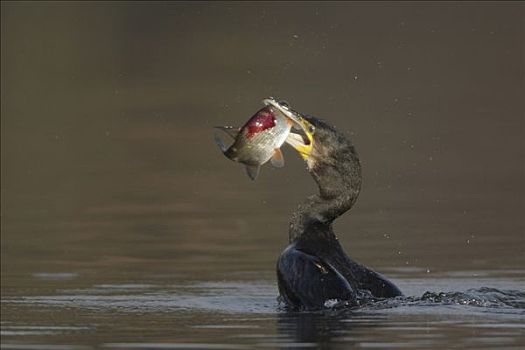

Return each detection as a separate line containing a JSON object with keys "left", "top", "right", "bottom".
{"left": 245, "top": 107, "right": 276, "bottom": 138}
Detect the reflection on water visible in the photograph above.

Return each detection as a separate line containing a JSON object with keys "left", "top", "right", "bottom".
{"left": 2, "top": 2, "right": 524, "bottom": 350}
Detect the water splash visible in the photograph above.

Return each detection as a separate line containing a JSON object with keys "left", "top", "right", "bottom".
{"left": 356, "top": 287, "right": 525, "bottom": 318}
{"left": 417, "top": 287, "right": 525, "bottom": 309}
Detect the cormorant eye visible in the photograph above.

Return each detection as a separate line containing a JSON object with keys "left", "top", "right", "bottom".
{"left": 278, "top": 100, "right": 290, "bottom": 110}
{"left": 308, "top": 125, "right": 315, "bottom": 134}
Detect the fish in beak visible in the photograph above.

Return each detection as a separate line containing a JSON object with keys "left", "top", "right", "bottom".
{"left": 214, "top": 98, "right": 296, "bottom": 180}
{"left": 214, "top": 97, "right": 314, "bottom": 180}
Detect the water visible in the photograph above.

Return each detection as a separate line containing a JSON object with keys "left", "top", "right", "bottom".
{"left": 2, "top": 277, "right": 524, "bottom": 348}
{"left": 2, "top": 2, "right": 524, "bottom": 349}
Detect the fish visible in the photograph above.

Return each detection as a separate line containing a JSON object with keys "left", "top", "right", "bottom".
{"left": 214, "top": 97, "right": 308, "bottom": 180}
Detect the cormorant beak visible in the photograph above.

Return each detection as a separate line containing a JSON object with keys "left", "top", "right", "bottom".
{"left": 263, "top": 97, "right": 315, "bottom": 160}
{"left": 285, "top": 118, "right": 314, "bottom": 160}
{"left": 262, "top": 97, "right": 314, "bottom": 160}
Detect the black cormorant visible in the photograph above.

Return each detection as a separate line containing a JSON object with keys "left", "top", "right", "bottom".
{"left": 278, "top": 114, "right": 403, "bottom": 311}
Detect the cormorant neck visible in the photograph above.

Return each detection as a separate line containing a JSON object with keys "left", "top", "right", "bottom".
{"left": 289, "top": 139, "right": 362, "bottom": 242}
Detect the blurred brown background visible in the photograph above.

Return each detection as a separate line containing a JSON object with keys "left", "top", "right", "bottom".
{"left": 1, "top": 2, "right": 524, "bottom": 285}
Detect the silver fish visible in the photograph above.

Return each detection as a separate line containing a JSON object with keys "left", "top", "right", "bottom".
{"left": 214, "top": 97, "right": 306, "bottom": 180}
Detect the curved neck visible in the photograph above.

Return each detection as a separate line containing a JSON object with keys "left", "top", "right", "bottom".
{"left": 289, "top": 143, "right": 362, "bottom": 242}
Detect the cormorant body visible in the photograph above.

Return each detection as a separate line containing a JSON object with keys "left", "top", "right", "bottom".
{"left": 277, "top": 115, "right": 402, "bottom": 311}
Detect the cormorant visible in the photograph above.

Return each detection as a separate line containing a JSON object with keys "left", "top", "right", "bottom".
{"left": 277, "top": 114, "right": 403, "bottom": 311}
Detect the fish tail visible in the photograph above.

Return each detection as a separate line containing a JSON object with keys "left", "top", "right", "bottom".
{"left": 214, "top": 132, "right": 228, "bottom": 153}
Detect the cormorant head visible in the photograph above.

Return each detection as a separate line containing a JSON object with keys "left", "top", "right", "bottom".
{"left": 286, "top": 114, "right": 362, "bottom": 201}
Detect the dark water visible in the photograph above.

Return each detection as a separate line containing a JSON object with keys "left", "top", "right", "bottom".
{"left": 2, "top": 2, "right": 524, "bottom": 349}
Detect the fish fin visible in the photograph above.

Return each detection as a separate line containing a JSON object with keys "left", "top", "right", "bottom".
{"left": 270, "top": 148, "right": 285, "bottom": 168}
{"left": 213, "top": 132, "right": 228, "bottom": 153}
{"left": 214, "top": 126, "right": 240, "bottom": 139}
{"left": 245, "top": 165, "right": 260, "bottom": 181}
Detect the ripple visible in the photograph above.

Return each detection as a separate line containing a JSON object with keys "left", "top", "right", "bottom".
{"left": 32, "top": 273, "right": 78, "bottom": 281}
{"left": 100, "top": 343, "right": 250, "bottom": 349}
{"left": 0, "top": 345, "right": 91, "bottom": 350}
{"left": 2, "top": 281, "right": 524, "bottom": 319}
